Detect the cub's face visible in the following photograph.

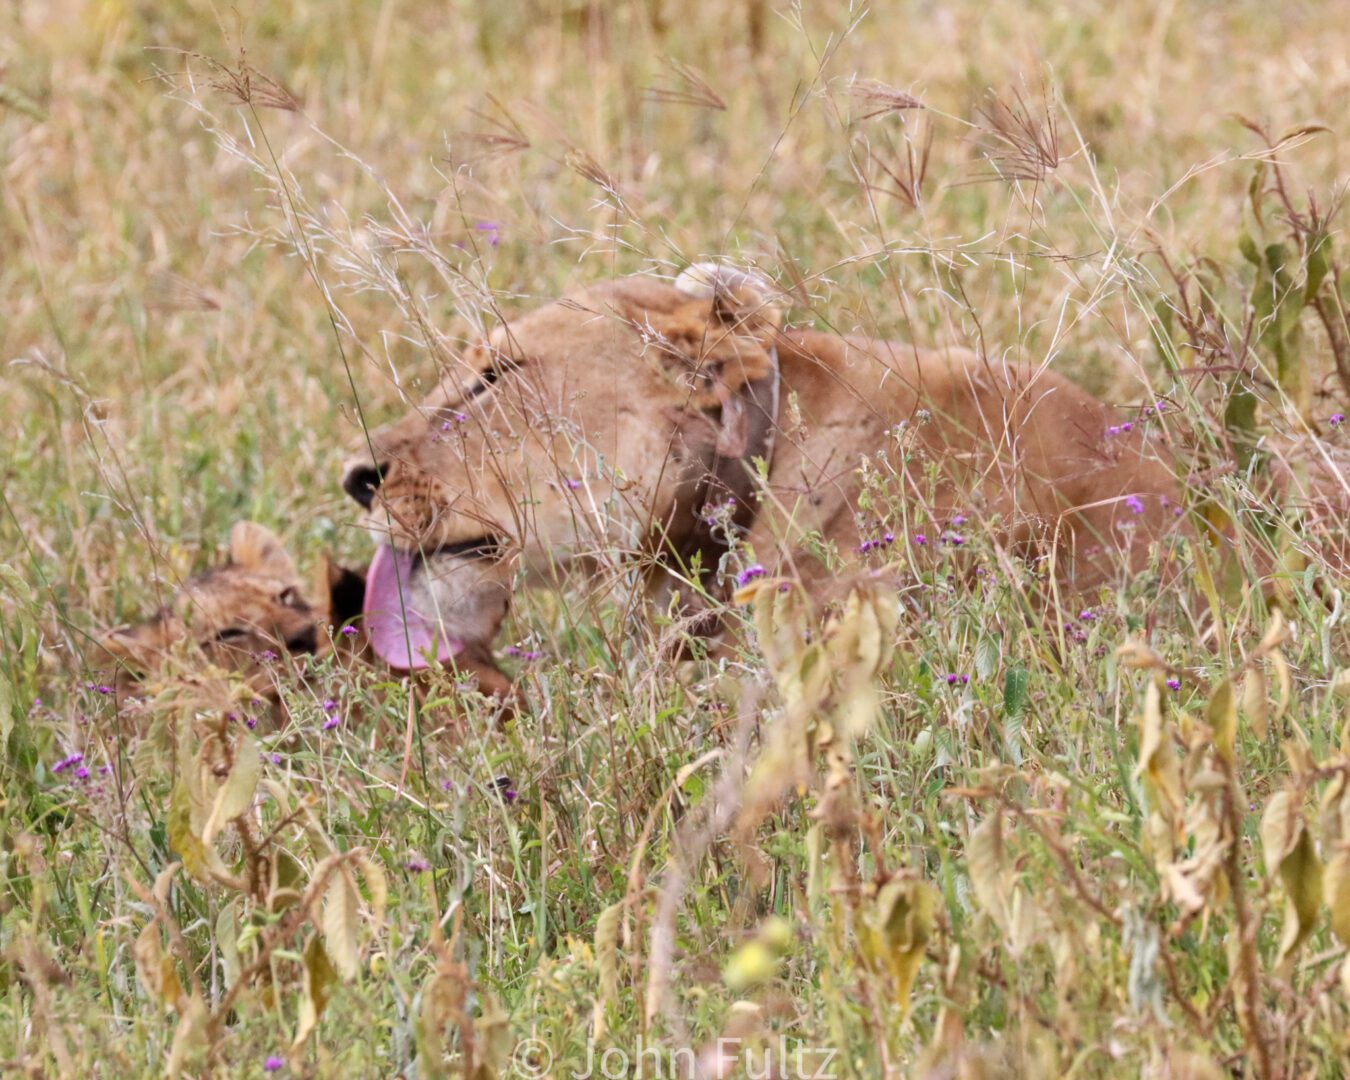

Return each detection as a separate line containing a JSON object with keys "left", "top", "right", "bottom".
{"left": 101, "top": 522, "right": 359, "bottom": 692}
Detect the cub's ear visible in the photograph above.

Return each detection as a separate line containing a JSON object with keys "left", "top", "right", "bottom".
{"left": 320, "top": 554, "right": 367, "bottom": 631}
{"left": 99, "top": 610, "right": 176, "bottom": 673}
{"left": 229, "top": 522, "right": 296, "bottom": 578}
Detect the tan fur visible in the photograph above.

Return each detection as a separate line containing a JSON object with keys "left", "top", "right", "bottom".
{"left": 342, "top": 272, "right": 1183, "bottom": 661}
{"left": 101, "top": 523, "right": 329, "bottom": 694}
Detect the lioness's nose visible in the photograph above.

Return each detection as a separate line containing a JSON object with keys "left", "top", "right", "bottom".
{"left": 342, "top": 461, "right": 387, "bottom": 509}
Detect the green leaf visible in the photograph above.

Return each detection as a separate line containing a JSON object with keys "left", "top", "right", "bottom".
{"left": 1002, "top": 667, "right": 1029, "bottom": 719}
{"left": 975, "top": 635, "right": 1000, "bottom": 680}
{"left": 1305, "top": 231, "right": 1332, "bottom": 303}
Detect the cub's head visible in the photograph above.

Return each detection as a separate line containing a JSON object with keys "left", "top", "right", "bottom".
{"left": 101, "top": 522, "right": 364, "bottom": 692}
{"left": 339, "top": 268, "right": 782, "bottom": 672}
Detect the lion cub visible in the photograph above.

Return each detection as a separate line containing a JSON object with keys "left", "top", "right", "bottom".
{"left": 101, "top": 521, "right": 514, "bottom": 702}
{"left": 100, "top": 522, "right": 364, "bottom": 696}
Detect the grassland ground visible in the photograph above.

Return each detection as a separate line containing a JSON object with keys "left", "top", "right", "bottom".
{"left": 3, "top": 1, "right": 1350, "bottom": 1076}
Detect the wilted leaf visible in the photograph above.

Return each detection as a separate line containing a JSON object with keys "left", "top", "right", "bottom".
{"left": 134, "top": 921, "right": 183, "bottom": 1012}
{"left": 1207, "top": 679, "right": 1237, "bottom": 763}
{"left": 1136, "top": 680, "right": 1184, "bottom": 834}
{"left": 0, "top": 674, "right": 15, "bottom": 759}
{"left": 166, "top": 991, "right": 208, "bottom": 1079}
{"left": 322, "top": 865, "right": 361, "bottom": 981}
{"left": 293, "top": 934, "right": 340, "bottom": 1050}
{"left": 1271, "top": 649, "right": 1292, "bottom": 722}
{"left": 167, "top": 777, "right": 231, "bottom": 886}
{"left": 593, "top": 900, "right": 622, "bottom": 1040}
{"left": 967, "top": 814, "right": 1011, "bottom": 929}
{"left": 1261, "top": 789, "right": 1301, "bottom": 876}
{"left": 1326, "top": 849, "right": 1350, "bottom": 947}
{"left": 1242, "top": 670, "right": 1269, "bottom": 741}
{"left": 863, "top": 876, "right": 934, "bottom": 1014}
{"left": 202, "top": 736, "right": 261, "bottom": 844}
{"left": 358, "top": 853, "right": 388, "bottom": 926}
{"left": 1276, "top": 826, "right": 1322, "bottom": 970}
{"left": 216, "top": 900, "right": 242, "bottom": 995}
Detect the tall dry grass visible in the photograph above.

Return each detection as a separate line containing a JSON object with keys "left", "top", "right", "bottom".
{"left": 3, "top": 0, "right": 1350, "bottom": 1076}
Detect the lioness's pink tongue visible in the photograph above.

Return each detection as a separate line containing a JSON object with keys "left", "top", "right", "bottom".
{"left": 363, "top": 545, "right": 461, "bottom": 670}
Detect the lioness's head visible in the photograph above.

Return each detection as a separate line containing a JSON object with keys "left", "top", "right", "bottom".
{"left": 101, "top": 522, "right": 363, "bottom": 692}
{"left": 341, "top": 268, "right": 782, "bottom": 670}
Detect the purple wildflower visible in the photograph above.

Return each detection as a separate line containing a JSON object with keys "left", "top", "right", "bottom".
{"left": 75, "top": 766, "right": 90, "bottom": 780}
{"left": 270, "top": 753, "right": 282, "bottom": 765}
{"left": 1154, "top": 401, "right": 1167, "bottom": 413}
{"left": 323, "top": 698, "right": 338, "bottom": 713}
{"left": 946, "top": 674, "right": 958, "bottom": 685}
{"left": 99, "top": 764, "right": 112, "bottom": 775}
{"left": 53, "top": 752, "right": 84, "bottom": 774}
{"left": 912, "top": 533, "right": 927, "bottom": 546}
{"left": 1124, "top": 495, "right": 1145, "bottom": 515}
{"left": 950, "top": 514, "right": 967, "bottom": 526}
{"left": 1121, "top": 422, "right": 1133, "bottom": 432}
{"left": 1331, "top": 413, "right": 1345, "bottom": 427}
{"left": 1166, "top": 678, "right": 1181, "bottom": 691}
{"left": 736, "top": 564, "right": 767, "bottom": 587}
{"left": 245, "top": 716, "right": 258, "bottom": 730}
{"left": 565, "top": 478, "right": 582, "bottom": 490}
{"left": 1106, "top": 425, "right": 1121, "bottom": 437}
{"left": 1079, "top": 610, "right": 1095, "bottom": 622}
{"left": 777, "top": 581, "right": 791, "bottom": 592}
{"left": 257, "top": 649, "right": 277, "bottom": 663}
{"left": 340, "top": 625, "right": 358, "bottom": 637}
{"left": 405, "top": 858, "right": 429, "bottom": 872}
{"left": 475, "top": 221, "right": 501, "bottom": 247}
{"left": 264, "top": 1058, "right": 284, "bottom": 1074}
{"left": 322, "top": 715, "right": 340, "bottom": 731}
{"left": 944, "top": 533, "right": 966, "bottom": 547}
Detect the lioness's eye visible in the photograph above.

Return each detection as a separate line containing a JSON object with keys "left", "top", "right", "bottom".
{"left": 277, "top": 587, "right": 304, "bottom": 609}
{"left": 214, "top": 627, "right": 249, "bottom": 644}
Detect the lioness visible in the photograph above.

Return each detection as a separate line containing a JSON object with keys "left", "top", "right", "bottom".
{"left": 340, "top": 265, "right": 1182, "bottom": 677}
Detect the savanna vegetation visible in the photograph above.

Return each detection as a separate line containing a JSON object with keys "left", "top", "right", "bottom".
{"left": 3, "top": 1, "right": 1350, "bottom": 1076}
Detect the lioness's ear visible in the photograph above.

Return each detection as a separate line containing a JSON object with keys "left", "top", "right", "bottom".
{"left": 100, "top": 611, "right": 174, "bottom": 672}
{"left": 229, "top": 522, "right": 295, "bottom": 578}
{"left": 660, "top": 263, "right": 785, "bottom": 401}
{"left": 675, "top": 262, "right": 785, "bottom": 336}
